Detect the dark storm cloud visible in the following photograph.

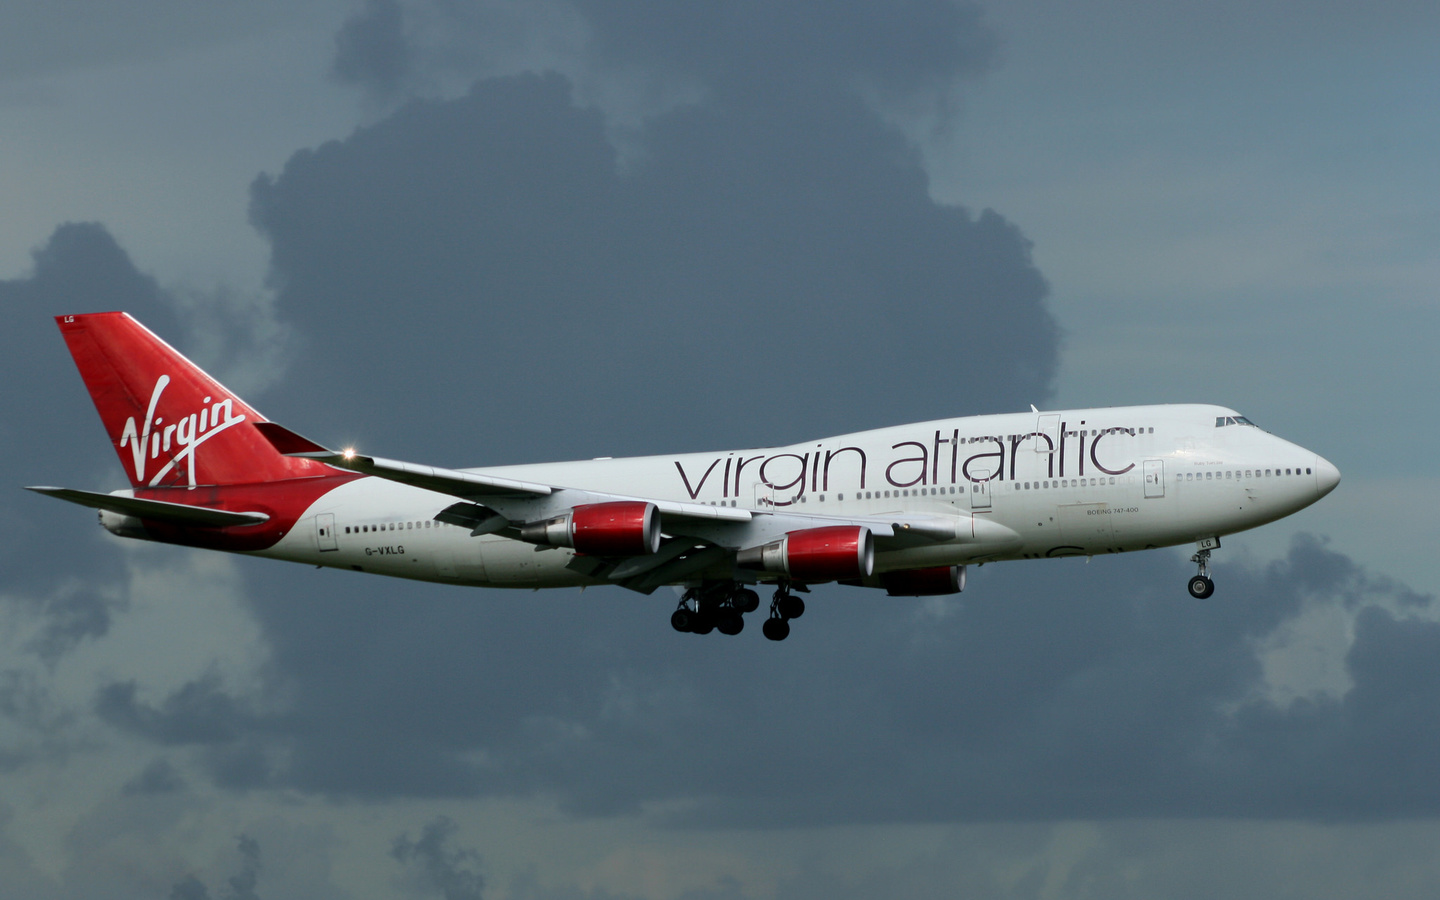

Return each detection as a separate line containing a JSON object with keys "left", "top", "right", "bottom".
{"left": 0, "top": 224, "right": 175, "bottom": 666}
{"left": 23, "top": 586, "right": 117, "bottom": 667}
{"left": 98, "top": 535, "right": 1440, "bottom": 822}
{"left": 573, "top": 0, "right": 998, "bottom": 96}
{"left": 167, "top": 835, "right": 262, "bottom": 900}
{"left": 250, "top": 69, "right": 1052, "bottom": 460}
{"left": 392, "top": 817, "right": 485, "bottom": 900}
{"left": 122, "top": 758, "right": 186, "bottom": 796}
{"left": 96, "top": 674, "right": 255, "bottom": 746}
{"left": 333, "top": 0, "right": 413, "bottom": 97}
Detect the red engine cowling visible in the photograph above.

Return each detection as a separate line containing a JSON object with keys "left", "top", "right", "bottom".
{"left": 736, "top": 525, "right": 874, "bottom": 582}
{"left": 518, "top": 501, "right": 661, "bottom": 555}
{"left": 881, "top": 565, "right": 966, "bottom": 596}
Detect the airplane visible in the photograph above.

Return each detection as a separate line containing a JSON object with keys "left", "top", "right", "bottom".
{"left": 29, "top": 312, "right": 1340, "bottom": 640}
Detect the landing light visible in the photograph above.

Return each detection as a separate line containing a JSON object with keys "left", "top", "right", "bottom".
{"left": 343, "top": 447, "right": 356, "bottom": 460}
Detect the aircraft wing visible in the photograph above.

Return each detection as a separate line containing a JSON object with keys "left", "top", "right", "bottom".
{"left": 254, "top": 423, "right": 1009, "bottom": 576}
{"left": 254, "top": 422, "right": 752, "bottom": 523}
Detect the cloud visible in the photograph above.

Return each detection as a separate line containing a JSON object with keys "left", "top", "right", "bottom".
{"left": 392, "top": 817, "right": 485, "bottom": 900}
{"left": 249, "top": 70, "right": 1054, "bottom": 460}
{"left": 333, "top": 0, "right": 414, "bottom": 98}
{"left": 573, "top": 0, "right": 998, "bottom": 98}
{"left": 87, "top": 533, "right": 1440, "bottom": 823}
{"left": 21, "top": 584, "right": 120, "bottom": 667}
{"left": 166, "top": 835, "right": 262, "bottom": 900}
{"left": 122, "top": 758, "right": 186, "bottom": 796}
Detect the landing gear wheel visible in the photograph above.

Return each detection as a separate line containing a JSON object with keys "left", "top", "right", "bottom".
{"left": 692, "top": 616, "right": 715, "bottom": 635}
{"left": 762, "top": 617, "right": 790, "bottom": 641}
{"left": 733, "top": 588, "right": 760, "bottom": 614}
{"left": 1187, "top": 575, "right": 1215, "bottom": 599}
{"left": 717, "top": 609, "right": 744, "bottom": 635}
{"left": 777, "top": 594, "right": 805, "bottom": 620}
{"left": 670, "top": 609, "right": 694, "bottom": 632}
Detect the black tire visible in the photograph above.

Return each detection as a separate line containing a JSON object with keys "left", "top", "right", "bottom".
{"left": 692, "top": 618, "right": 715, "bottom": 635}
{"left": 778, "top": 595, "right": 805, "bottom": 620}
{"left": 717, "top": 610, "right": 744, "bottom": 635}
{"left": 671, "top": 609, "right": 694, "bottom": 632}
{"left": 762, "top": 617, "right": 790, "bottom": 641}
{"left": 733, "top": 588, "right": 760, "bottom": 614}
{"left": 1187, "top": 575, "right": 1215, "bottom": 599}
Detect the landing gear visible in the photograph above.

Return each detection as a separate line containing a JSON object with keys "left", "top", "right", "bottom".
{"left": 670, "top": 581, "right": 806, "bottom": 638}
{"left": 1188, "top": 547, "right": 1216, "bottom": 598}
{"left": 672, "top": 582, "right": 755, "bottom": 636}
{"left": 762, "top": 617, "right": 790, "bottom": 641}
{"left": 763, "top": 584, "right": 805, "bottom": 641}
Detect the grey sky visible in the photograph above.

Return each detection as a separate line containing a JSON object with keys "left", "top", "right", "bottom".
{"left": 2, "top": 1, "right": 1439, "bottom": 897}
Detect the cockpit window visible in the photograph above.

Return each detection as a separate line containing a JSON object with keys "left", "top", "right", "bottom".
{"left": 1215, "top": 415, "right": 1258, "bottom": 428}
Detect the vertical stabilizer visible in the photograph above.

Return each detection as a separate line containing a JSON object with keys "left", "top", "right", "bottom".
{"left": 56, "top": 312, "right": 331, "bottom": 488}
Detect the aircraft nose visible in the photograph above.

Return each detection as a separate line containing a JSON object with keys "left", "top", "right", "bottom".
{"left": 1314, "top": 455, "right": 1341, "bottom": 497}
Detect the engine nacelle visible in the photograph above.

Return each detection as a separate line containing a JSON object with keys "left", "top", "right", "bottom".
{"left": 518, "top": 501, "right": 661, "bottom": 556}
{"left": 881, "top": 565, "right": 966, "bottom": 596}
{"left": 736, "top": 525, "right": 874, "bottom": 582}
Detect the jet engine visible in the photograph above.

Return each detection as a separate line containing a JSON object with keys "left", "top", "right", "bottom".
{"left": 880, "top": 565, "right": 966, "bottom": 596}
{"left": 736, "top": 525, "right": 874, "bottom": 581}
{"left": 519, "top": 501, "right": 661, "bottom": 555}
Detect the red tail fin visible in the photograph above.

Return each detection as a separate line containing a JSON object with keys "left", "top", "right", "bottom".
{"left": 56, "top": 312, "right": 331, "bottom": 487}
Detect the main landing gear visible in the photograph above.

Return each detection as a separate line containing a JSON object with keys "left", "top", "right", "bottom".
{"left": 671, "top": 582, "right": 761, "bottom": 636}
{"left": 1188, "top": 547, "right": 1216, "bottom": 599}
{"left": 761, "top": 584, "right": 806, "bottom": 642}
{"left": 671, "top": 580, "right": 806, "bottom": 639}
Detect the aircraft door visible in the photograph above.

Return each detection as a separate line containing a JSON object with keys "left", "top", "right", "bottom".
{"left": 1143, "top": 459, "right": 1165, "bottom": 498}
{"left": 969, "top": 473, "right": 992, "bottom": 510}
{"left": 315, "top": 513, "right": 338, "bottom": 551}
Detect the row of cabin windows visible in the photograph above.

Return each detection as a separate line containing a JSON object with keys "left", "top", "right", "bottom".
{"left": 961, "top": 427, "right": 1155, "bottom": 442}
{"left": 1178, "top": 467, "right": 1312, "bottom": 482}
{"left": 345, "top": 520, "right": 456, "bottom": 535}
{"left": 707, "top": 486, "right": 971, "bottom": 506}
{"left": 1019, "top": 477, "right": 1118, "bottom": 490}
{"left": 338, "top": 464, "right": 1306, "bottom": 527}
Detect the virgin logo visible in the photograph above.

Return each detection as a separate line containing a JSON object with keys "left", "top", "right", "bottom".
{"left": 118, "top": 376, "right": 247, "bottom": 486}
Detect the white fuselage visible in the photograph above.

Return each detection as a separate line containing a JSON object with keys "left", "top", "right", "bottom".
{"left": 257, "top": 404, "right": 1338, "bottom": 589}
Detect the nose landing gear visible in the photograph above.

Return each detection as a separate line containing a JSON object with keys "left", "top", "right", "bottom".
{"left": 1187, "top": 547, "right": 1216, "bottom": 598}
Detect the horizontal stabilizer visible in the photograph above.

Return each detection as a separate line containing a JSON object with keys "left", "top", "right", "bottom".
{"left": 26, "top": 486, "right": 269, "bottom": 528}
